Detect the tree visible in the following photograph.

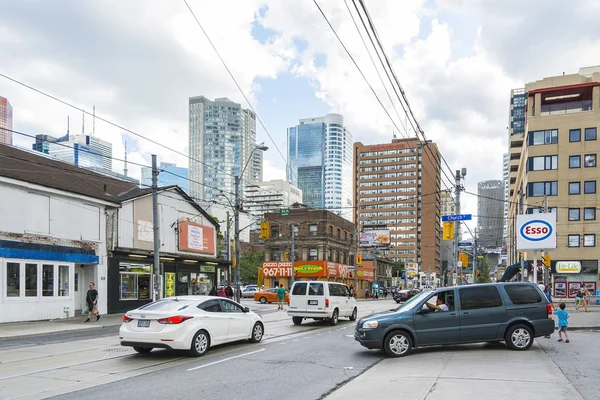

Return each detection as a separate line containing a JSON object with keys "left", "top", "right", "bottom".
{"left": 391, "top": 261, "right": 405, "bottom": 277}
{"left": 239, "top": 250, "right": 264, "bottom": 283}
{"left": 476, "top": 257, "right": 492, "bottom": 284}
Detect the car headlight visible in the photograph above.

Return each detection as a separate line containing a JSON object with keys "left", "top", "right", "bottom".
{"left": 362, "top": 320, "right": 378, "bottom": 329}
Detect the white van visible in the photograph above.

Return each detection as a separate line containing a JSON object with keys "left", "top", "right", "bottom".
{"left": 287, "top": 281, "right": 358, "bottom": 325}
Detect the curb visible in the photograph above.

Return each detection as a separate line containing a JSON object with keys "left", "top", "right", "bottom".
{"left": 0, "top": 323, "right": 121, "bottom": 342}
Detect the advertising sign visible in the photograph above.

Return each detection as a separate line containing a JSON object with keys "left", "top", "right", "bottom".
{"left": 178, "top": 221, "right": 216, "bottom": 255}
{"left": 360, "top": 229, "right": 391, "bottom": 247}
{"left": 262, "top": 261, "right": 374, "bottom": 280}
{"left": 406, "top": 262, "right": 419, "bottom": 277}
{"left": 516, "top": 213, "right": 557, "bottom": 250}
{"left": 555, "top": 261, "right": 581, "bottom": 274}
{"left": 165, "top": 273, "right": 175, "bottom": 297}
{"left": 137, "top": 220, "right": 153, "bottom": 242}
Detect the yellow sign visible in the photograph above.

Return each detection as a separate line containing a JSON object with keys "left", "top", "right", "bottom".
{"left": 357, "top": 270, "right": 364, "bottom": 277}
{"left": 542, "top": 255, "right": 551, "bottom": 267}
{"left": 165, "top": 273, "right": 175, "bottom": 297}
{"left": 442, "top": 221, "right": 454, "bottom": 240}
{"left": 259, "top": 221, "right": 270, "bottom": 239}
{"left": 356, "top": 254, "right": 362, "bottom": 265}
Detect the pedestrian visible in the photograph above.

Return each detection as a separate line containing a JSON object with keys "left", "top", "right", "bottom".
{"left": 217, "top": 286, "right": 226, "bottom": 297}
{"left": 554, "top": 303, "right": 570, "bottom": 343}
{"left": 84, "top": 282, "right": 101, "bottom": 323}
{"left": 384, "top": 288, "right": 388, "bottom": 299}
{"left": 225, "top": 282, "right": 234, "bottom": 300}
{"left": 576, "top": 286, "right": 589, "bottom": 312}
{"left": 209, "top": 285, "right": 217, "bottom": 296}
{"left": 365, "top": 288, "right": 369, "bottom": 299}
{"left": 277, "top": 284, "right": 286, "bottom": 310}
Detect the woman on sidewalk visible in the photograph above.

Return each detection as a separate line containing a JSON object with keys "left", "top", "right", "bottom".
{"left": 576, "top": 286, "right": 590, "bottom": 312}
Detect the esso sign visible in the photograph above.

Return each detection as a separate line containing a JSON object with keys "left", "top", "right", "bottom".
{"left": 520, "top": 220, "right": 553, "bottom": 242}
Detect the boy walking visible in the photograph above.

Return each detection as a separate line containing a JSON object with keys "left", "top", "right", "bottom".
{"left": 553, "top": 303, "right": 570, "bottom": 343}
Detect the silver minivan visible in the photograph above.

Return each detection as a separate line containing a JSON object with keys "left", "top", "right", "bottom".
{"left": 288, "top": 281, "right": 358, "bottom": 326}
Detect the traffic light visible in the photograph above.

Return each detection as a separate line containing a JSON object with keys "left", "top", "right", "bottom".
{"left": 459, "top": 253, "right": 469, "bottom": 268}
{"left": 542, "top": 255, "right": 551, "bottom": 267}
{"left": 259, "top": 221, "right": 270, "bottom": 239}
{"left": 519, "top": 252, "right": 524, "bottom": 260}
{"left": 476, "top": 270, "right": 481, "bottom": 277}
{"left": 442, "top": 222, "right": 454, "bottom": 240}
{"left": 284, "top": 251, "right": 290, "bottom": 262}
{"left": 356, "top": 254, "right": 363, "bottom": 265}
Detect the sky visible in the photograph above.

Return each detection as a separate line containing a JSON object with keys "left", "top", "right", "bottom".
{"left": 1, "top": 0, "right": 600, "bottom": 234}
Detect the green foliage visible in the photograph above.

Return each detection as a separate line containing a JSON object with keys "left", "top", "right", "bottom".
{"left": 476, "top": 257, "right": 492, "bottom": 284}
{"left": 391, "top": 261, "right": 405, "bottom": 277}
{"left": 239, "top": 251, "right": 264, "bottom": 283}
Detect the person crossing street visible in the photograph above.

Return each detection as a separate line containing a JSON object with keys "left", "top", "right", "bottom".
{"left": 277, "top": 284, "right": 286, "bottom": 310}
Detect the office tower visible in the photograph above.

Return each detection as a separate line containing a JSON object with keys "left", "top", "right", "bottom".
{"left": 354, "top": 138, "right": 441, "bottom": 273}
{"left": 244, "top": 179, "right": 303, "bottom": 218}
{"left": 287, "top": 113, "right": 353, "bottom": 220}
{"left": 502, "top": 153, "right": 509, "bottom": 243}
{"left": 141, "top": 162, "right": 189, "bottom": 193}
{"left": 0, "top": 97, "right": 13, "bottom": 145}
{"left": 477, "top": 180, "right": 504, "bottom": 248}
{"left": 507, "top": 66, "right": 600, "bottom": 285}
{"left": 47, "top": 134, "right": 112, "bottom": 170}
{"left": 188, "top": 96, "right": 260, "bottom": 204}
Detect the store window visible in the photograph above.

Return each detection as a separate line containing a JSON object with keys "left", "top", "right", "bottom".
{"left": 6, "top": 262, "right": 20, "bottom": 297}
{"left": 58, "top": 265, "right": 69, "bottom": 296}
{"left": 5, "top": 261, "right": 73, "bottom": 299}
{"left": 119, "top": 263, "right": 151, "bottom": 300}
{"left": 25, "top": 263, "right": 37, "bottom": 297}
{"left": 568, "top": 235, "right": 580, "bottom": 247}
{"left": 42, "top": 264, "right": 54, "bottom": 296}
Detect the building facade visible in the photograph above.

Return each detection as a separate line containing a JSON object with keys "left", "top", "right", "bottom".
{"left": 188, "top": 96, "right": 260, "bottom": 204}
{"left": 244, "top": 180, "right": 303, "bottom": 219}
{"left": 287, "top": 114, "right": 353, "bottom": 220}
{"left": 47, "top": 134, "right": 112, "bottom": 170}
{"left": 508, "top": 66, "right": 600, "bottom": 294}
{"left": 477, "top": 180, "right": 504, "bottom": 248}
{"left": 0, "top": 97, "right": 13, "bottom": 145}
{"left": 353, "top": 138, "right": 441, "bottom": 274}
{"left": 141, "top": 162, "right": 189, "bottom": 193}
{"left": 502, "top": 152, "right": 509, "bottom": 243}
{"left": 260, "top": 208, "right": 367, "bottom": 291}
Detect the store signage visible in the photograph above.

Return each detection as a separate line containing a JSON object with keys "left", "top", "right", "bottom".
{"left": 178, "top": 221, "right": 216, "bottom": 255}
{"left": 200, "top": 266, "right": 215, "bottom": 273}
{"left": 165, "top": 273, "right": 175, "bottom": 297}
{"left": 406, "top": 262, "right": 419, "bottom": 277}
{"left": 555, "top": 261, "right": 581, "bottom": 274}
{"left": 517, "top": 213, "right": 557, "bottom": 250}
{"left": 368, "top": 142, "right": 410, "bottom": 151}
{"left": 137, "top": 220, "right": 153, "bottom": 242}
{"left": 295, "top": 264, "right": 323, "bottom": 274}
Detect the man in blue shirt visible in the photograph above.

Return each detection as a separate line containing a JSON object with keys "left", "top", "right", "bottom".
{"left": 553, "top": 303, "right": 570, "bottom": 343}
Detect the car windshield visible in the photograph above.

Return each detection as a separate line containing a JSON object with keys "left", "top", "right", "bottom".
{"left": 392, "top": 290, "right": 432, "bottom": 312}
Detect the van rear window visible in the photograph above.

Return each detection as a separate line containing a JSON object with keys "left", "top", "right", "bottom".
{"left": 309, "top": 283, "right": 324, "bottom": 296}
{"left": 505, "top": 285, "right": 542, "bottom": 305}
{"left": 292, "top": 282, "right": 307, "bottom": 295}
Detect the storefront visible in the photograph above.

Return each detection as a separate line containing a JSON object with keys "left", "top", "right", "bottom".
{"left": 551, "top": 260, "right": 598, "bottom": 299}
{"left": 261, "top": 261, "right": 374, "bottom": 296}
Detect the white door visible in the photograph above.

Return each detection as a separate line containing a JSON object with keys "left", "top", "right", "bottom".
{"left": 74, "top": 266, "right": 83, "bottom": 311}
{"left": 328, "top": 284, "right": 344, "bottom": 316}
{"left": 197, "top": 299, "right": 230, "bottom": 344}
{"left": 219, "top": 299, "right": 251, "bottom": 340}
{"left": 289, "top": 282, "right": 308, "bottom": 311}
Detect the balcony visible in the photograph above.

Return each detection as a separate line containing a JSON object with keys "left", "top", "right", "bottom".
{"left": 540, "top": 100, "right": 592, "bottom": 116}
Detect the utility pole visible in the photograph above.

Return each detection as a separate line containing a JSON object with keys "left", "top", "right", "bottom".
{"left": 353, "top": 226, "right": 358, "bottom": 294}
{"left": 234, "top": 175, "right": 241, "bottom": 303}
{"left": 151, "top": 154, "right": 161, "bottom": 301}
{"left": 473, "top": 228, "right": 478, "bottom": 284}
{"left": 519, "top": 190, "right": 525, "bottom": 282}
{"left": 290, "top": 224, "right": 296, "bottom": 287}
{"left": 226, "top": 211, "right": 231, "bottom": 283}
{"left": 453, "top": 169, "right": 466, "bottom": 285}
{"left": 542, "top": 195, "right": 549, "bottom": 286}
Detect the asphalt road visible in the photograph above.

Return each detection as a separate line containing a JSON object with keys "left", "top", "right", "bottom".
{"left": 538, "top": 330, "right": 600, "bottom": 400}
{"left": 48, "top": 319, "right": 384, "bottom": 400}
{"left": 0, "top": 327, "right": 119, "bottom": 350}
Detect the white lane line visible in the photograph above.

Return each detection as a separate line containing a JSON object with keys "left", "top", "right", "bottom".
{"left": 187, "top": 348, "right": 265, "bottom": 371}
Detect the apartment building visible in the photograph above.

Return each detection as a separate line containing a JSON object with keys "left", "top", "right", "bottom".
{"left": 354, "top": 138, "right": 441, "bottom": 274}
{"left": 508, "top": 66, "right": 600, "bottom": 294}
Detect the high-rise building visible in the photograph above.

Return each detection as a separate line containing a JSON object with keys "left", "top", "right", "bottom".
{"left": 440, "top": 189, "right": 456, "bottom": 279}
{"left": 188, "top": 96, "right": 260, "bottom": 204}
{"left": 508, "top": 88, "right": 527, "bottom": 200}
{"left": 141, "top": 162, "right": 189, "bottom": 193}
{"left": 477, "top": 180, "right": 504, "bottom": 248}
{"left": 47, "top": 134, "right": 112, "bottom": 170}
{"left": 508, "top": 66, "right": 600, "bottom": 288}
{"left": 287, "top": 113, "right": 352, "bottom": 220}
{"left": 244, "top": 179, "right": 303, "bottom": 219}
{"left": 0, "top": 97, "right": 13, "bottom": 145}
{"left": 502, "top": 153, "right": 509, "bottom": 243}
{"left": 354, "top": 138, "right": 441, "bottom": 273}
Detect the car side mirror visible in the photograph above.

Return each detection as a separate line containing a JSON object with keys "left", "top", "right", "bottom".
{"left": 243, "top": 307, "right": 250, "bottom": 313}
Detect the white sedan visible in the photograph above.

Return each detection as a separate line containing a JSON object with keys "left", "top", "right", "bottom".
{"left": 119, "top": 296, "right": 264, "bottom": 357}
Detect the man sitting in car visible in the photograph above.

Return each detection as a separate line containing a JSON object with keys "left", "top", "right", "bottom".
{"left": 423, "top": 295, "right": 449, "bottom": 312}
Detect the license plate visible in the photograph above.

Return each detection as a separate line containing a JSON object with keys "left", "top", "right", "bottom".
{"left": 308, "top": 300, "right": 318, "bottom": 305}
{"left": 137, "top": 319, "right": 150, "bottom": 328}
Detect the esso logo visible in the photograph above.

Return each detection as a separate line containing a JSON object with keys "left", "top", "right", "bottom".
{"left": 520, "top": 220, "right": 552, "bottom": 242}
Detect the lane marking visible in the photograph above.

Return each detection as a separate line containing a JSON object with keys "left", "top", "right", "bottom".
{"left": 187, "top": 348, "right": 265, "bottom": 371}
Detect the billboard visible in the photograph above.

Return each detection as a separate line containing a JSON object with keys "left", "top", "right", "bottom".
{"left": 360, "top": 229, "right": 391, "bottom": 248}
{"left": 406, "top": 262, "right": 419, "bottom": 277}
{"left": 178, "top": 221, "right": 216, "bottom": 255}
{"left": 516, "top": 213, "right": 556, "bottom": 250}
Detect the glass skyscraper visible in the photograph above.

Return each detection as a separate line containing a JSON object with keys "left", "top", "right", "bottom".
{"left": 188, "top": 96, "right": 261, "bottom": 204}
{"left": 287, "top": 113, "right": 353, "bottom": 221}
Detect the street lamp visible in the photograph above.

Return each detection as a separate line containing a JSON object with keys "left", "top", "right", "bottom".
{"left": 233, "top": 143, "right": 268, "bottom": 302}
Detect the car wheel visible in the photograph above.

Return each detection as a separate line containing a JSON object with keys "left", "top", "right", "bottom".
{"left": 505, "top": 324, "right": 534, "bottom": 351}
{"left": 329, "top": 309, "right": 339, "bottom": 326}
{"left": 259, "top": 297, "right": 267, "bottom": 304}
{"left": 293, "top": 317, "right": 303, "bottom": 325}
{"left": 395, "top": 300, "right": 400, "bottom": 304}
{"left": 384, "top": 330, "right": 413, "bottom": 357}
{"left": 133, "top": 347, "right": 152, "bottom": 354}
{"left": 349, "top": 307, "right": 358, "bottom": 321}
{"left": 189, "top": 330, "right": 210, "bottom": 357}
{"left": 249, "top": 322, "right": 264, "bottom": 343}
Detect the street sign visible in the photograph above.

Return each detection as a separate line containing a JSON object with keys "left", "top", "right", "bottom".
{"left": 442, "top": 214, "right": 472, "bottom": 222}
{"left": 279, "top": 208, "right": 290, "bottom": 216}
{"left": 516, "top": 213, "right": 556, "bottom": 250}
{"left": 458, "top": 241, "right": 472, "bottom": 247}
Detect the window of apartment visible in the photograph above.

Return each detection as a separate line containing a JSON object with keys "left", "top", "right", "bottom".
{"left": 568, "top": 208, "right": 580, "bottom": 221}
{"left": 584, "top": 234, "right": 596, "bottom": 247}
{"left": 529, "top": 129, "right": 558, "bottom": 145}
{"left": 584, "top": 208, "right": 596, "bottom": 220}
{"left": 309, "top": 248, "right": 318, "bottom": 260}
{"left": 527, "top": 181, "right": 558, "bottom": 197}
{"left": 329, "top": 226, "right": 333, "bottom": 235}
{"left": 568, "top": 235, "right": 580, "bottom": 247}
{"left": 585, "top": 127, "right": 597, "bottom": 141}
{"left": 584, "top": 180, "right": 596, "bottom": 194}
{"left": 309, "top": 224, "right": 318, "bottom": 236}
{"left": 337, "top": 228, "right": 341, "bottom": 238}
{"left": 569, "top": 129, "right": 581, "bottom": 142}
{"left": 529, "top": 155, "right": 558, "bottom": 171}
{"left": 569, "top": 182, "right": 581, "bottom": 195}
{"left": 584, "top": 154, "right": 597, "bottom": 168}
{"left": 569, "top": 155, "right": 581, "bottom": 168}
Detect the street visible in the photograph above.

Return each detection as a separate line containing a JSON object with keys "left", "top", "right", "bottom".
{"left": 1, "top": 299, "right": 599, "bottom": 400}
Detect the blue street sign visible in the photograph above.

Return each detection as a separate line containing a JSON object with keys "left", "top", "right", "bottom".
{"left": 458, "top": 241, "right": 473, "bottom": 247}
{"left": 442, "top": 214, "right": 472, "bottom": 222}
